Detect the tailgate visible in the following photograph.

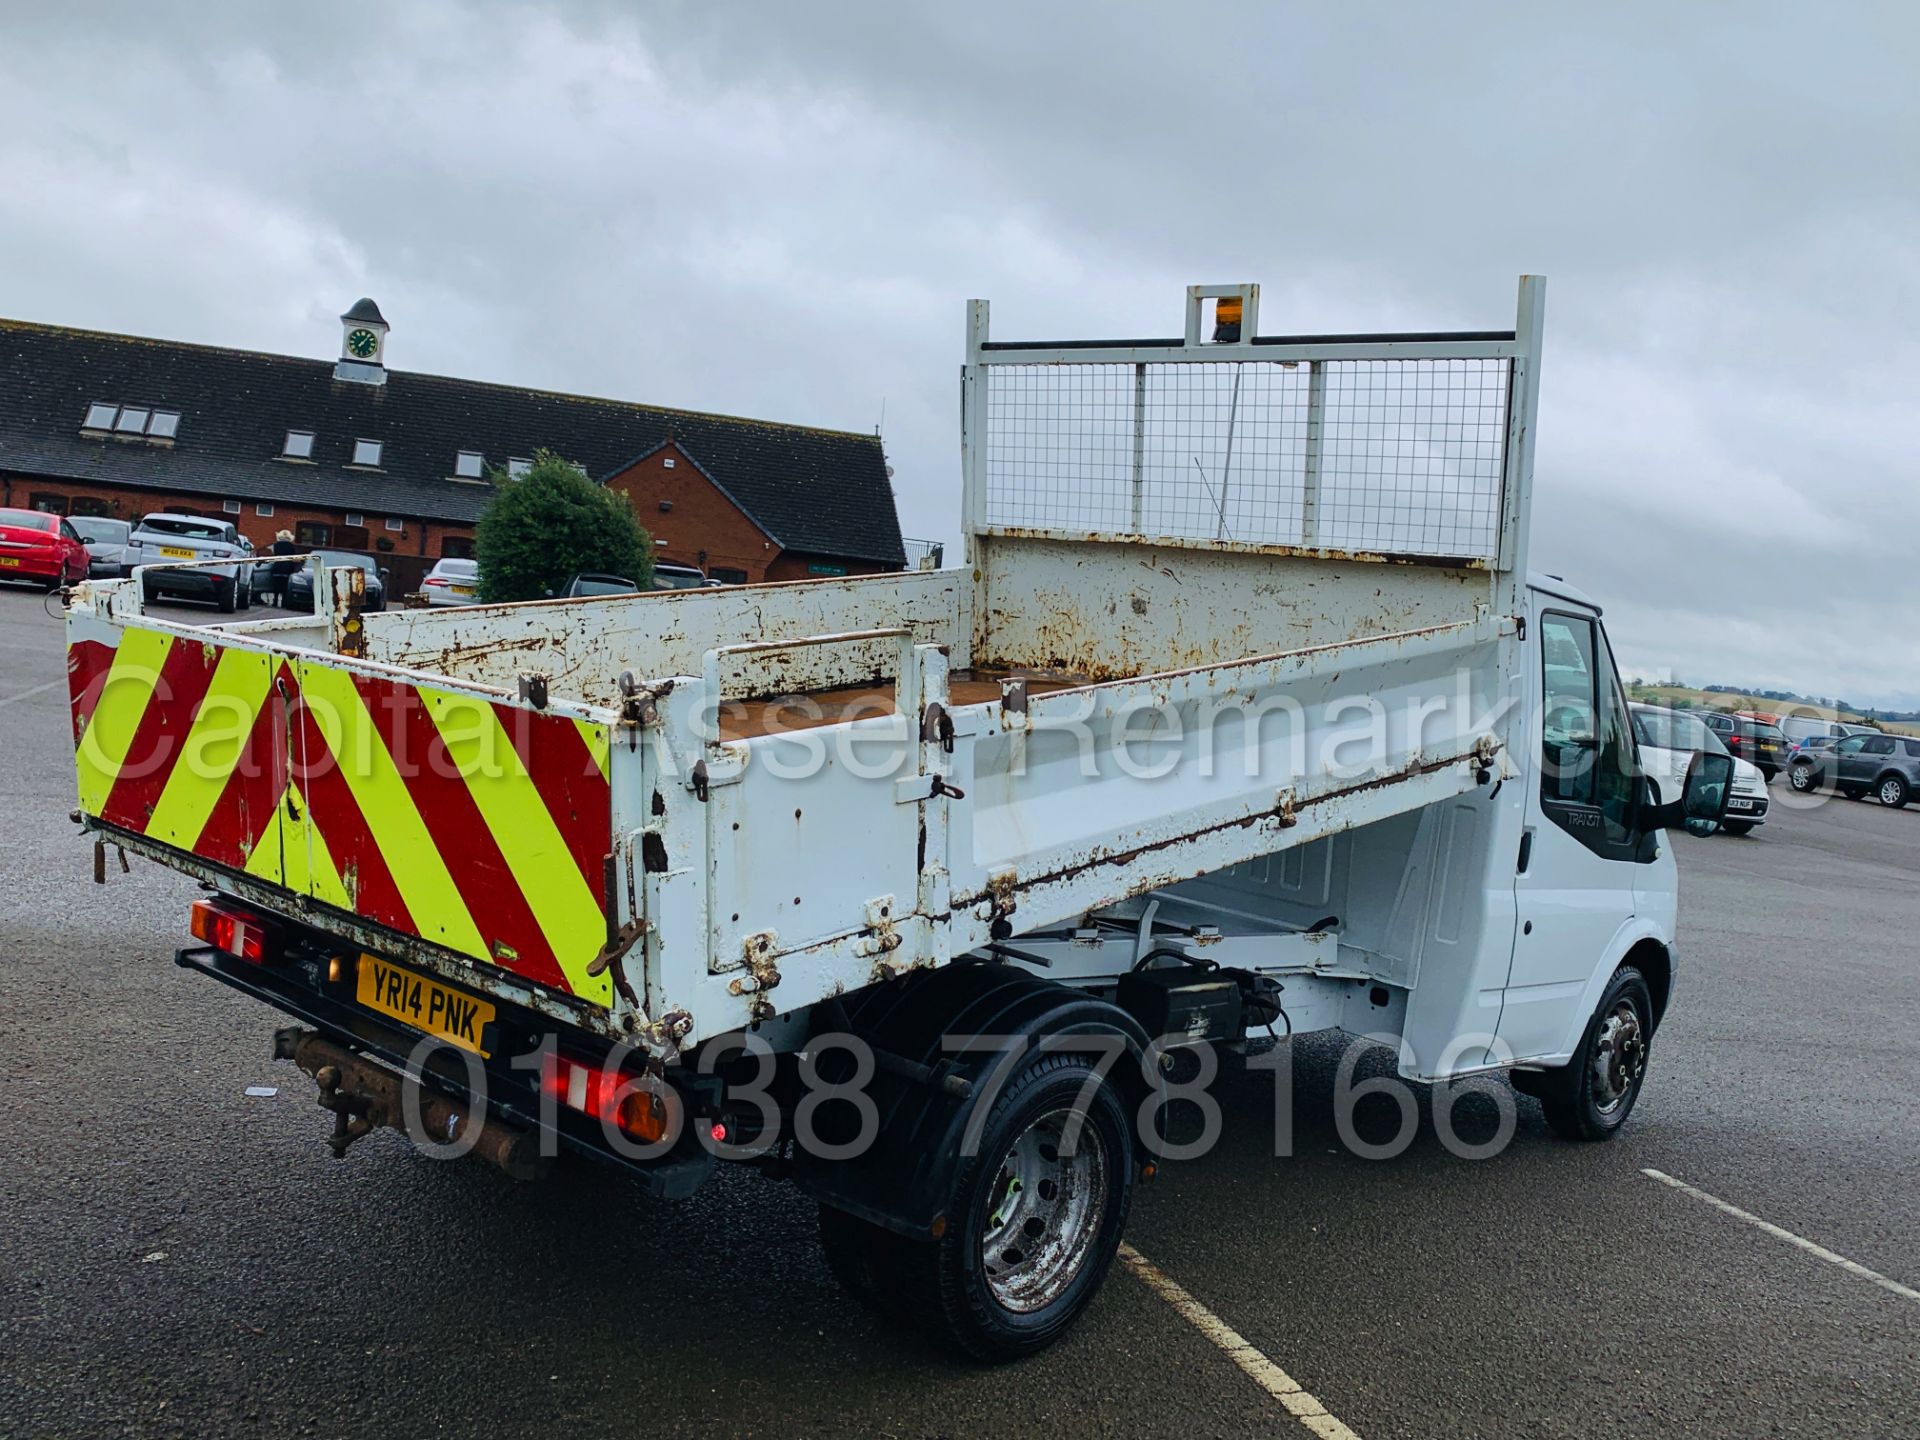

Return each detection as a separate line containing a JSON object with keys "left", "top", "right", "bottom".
{"left": 68, "top": 620, "right": 618, "bottom": 1008}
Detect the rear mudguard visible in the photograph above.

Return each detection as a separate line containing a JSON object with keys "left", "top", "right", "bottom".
{"left": 790, "top": 964, "right": 1159, "bottom": 1239}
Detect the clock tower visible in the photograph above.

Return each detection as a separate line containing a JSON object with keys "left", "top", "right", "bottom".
{"left": 336, "top": 297, "right": 389, "bottom": 385}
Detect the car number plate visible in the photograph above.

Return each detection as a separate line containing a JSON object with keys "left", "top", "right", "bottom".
{"left": 1728, "top": 797, "right": 1757, "bottom": 811}
{"left": 0, "top": 557, "right": 18, "bottom": 568}
{"left": 355, "top": 956, "right": 495, "bottom": 1056}
{"left": 159, "top": 546, "right": 196, "bottom": 559}
{"left": 450, "top": 584, "right": 475, "bottom": 595}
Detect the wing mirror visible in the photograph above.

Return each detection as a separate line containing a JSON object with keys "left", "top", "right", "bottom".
{"left": 1641, "top": 750, "right": 1735, "bottom": 834}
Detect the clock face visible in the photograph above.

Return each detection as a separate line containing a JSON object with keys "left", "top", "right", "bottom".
{"left": 346, "top": 327, "right": 379, "bottom": 359}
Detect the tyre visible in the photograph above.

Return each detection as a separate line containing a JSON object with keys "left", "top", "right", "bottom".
{"left": 1787, "top": 762, "right": 1818, "bottom": 793}
{"left": 1878, "top": 774, "right": 1909, "bottom": 809}
{"left": 215, "top": 577, "right": 238, "bottom": 614}
{"left": 1720, "top": 820, "right": 1755, "bottom": 836}
{"left": 1534, "top": 966, "right": 1654, "bottom": 1143}
{"left": 1841, "top": 786, "right": 1866, "bottom": 801}
{"left": 879, "top": 1047, "right": 1134, "bottom": 1361}
{"left": 237, "top": 581, "right": 252, "bottom": 611}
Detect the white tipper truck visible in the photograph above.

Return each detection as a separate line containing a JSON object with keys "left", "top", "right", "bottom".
{"left": 65, "top": 277, "right": 1731, "bottom": 1358}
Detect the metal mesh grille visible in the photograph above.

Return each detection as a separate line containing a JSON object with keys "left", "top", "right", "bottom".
{"left": 982, "top": 357, "right": 1511, "bottom": 561}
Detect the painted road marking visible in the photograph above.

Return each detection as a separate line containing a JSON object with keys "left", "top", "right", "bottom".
{"left": 1642, "top": 1168, "right": 1920, "bottom": 1306}
{"left": 1118, "top": 1243, "right": 1362, "bottom": 1439}
{"left": 0, "top": 677, "right": 63, "bottom": 709}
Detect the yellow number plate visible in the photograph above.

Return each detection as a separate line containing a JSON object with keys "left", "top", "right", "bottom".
{"left": 159, "top": 546, "right": 195, "bottom": 559}
{"left": 450, "top": 584, "right": 475, "bottom": 595}
{"left": 355, "top": 956, "right": 495, "bottom": 1056}
{"left": 0, "top": 557, "right": 17, "bottom": 568}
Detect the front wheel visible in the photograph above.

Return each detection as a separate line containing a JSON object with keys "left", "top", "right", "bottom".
{"left": 1533, "top": 966, "right": 1654, "bottom": 1142}
{"left": 1787, "top": 762, "right": 1818, "bottom": 793}
{"left": 1878, "top": 774, "right": 1909, "bottom": 809}
{"left": 881, "top": 1048, "right": 1134, "bottom": 1361}
{"left": 1720, "top": 820, "right": 1755, "bottom": 836}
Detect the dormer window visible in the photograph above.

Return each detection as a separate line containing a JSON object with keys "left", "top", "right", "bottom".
{"left": 507, "top": 456, "right": 532, "bottom": 478}
{"left": 352, "top": 438, "right": 383, "bottom": 468}
{"left": 454, "top": 450, "right": 484, "bottom": 479}
{"left": 283, "top": 430, "right": 315, "bottom": 460}
{"left": 83, "top": 402, "right": 118, "bottom": 430}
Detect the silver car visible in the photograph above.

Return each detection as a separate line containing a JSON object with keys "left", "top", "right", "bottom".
{"left": 421, "top": 556, "right": 480, "bottom": 606}
{"left": 67, "top": 516, "right": 133, "bottom": 577}
{"left": 124, "top": 513, "right": 257, "bottom": 612}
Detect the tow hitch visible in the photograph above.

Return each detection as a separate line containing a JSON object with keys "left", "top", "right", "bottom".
{"left": 273, "top": 1027, "right": 550, "bottom": 1181}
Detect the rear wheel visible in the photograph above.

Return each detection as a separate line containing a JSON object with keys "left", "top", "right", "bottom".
{"left": 876, "top": 1048, "right": 1134, "bottom": 1361}
{"left": 215, "top": 577, "right": 238, "bottom": 614}
{"left": 1531, "top": 966, "right": 1654, "bottom": 1142}
{"left": 1878, "top": 774, "right": 1909, "bottom": 809}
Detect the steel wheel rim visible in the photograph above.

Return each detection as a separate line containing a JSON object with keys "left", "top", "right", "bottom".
{"left": 1882, "top": 779, "right": 1902, "bottom": 805}
{"left": 1589, "top": 1001, "right": 1646, "bottom": 1116}
{"left": 980, "top": 1107, "right": 1109, "bottom": 1314}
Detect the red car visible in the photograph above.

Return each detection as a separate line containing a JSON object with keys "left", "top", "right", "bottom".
{"left": 0, "top": 507, "right": 89, "bottom": 590}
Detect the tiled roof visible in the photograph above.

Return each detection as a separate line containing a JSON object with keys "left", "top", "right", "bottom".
{"left": 0, "top": 317, "right": 906, "bottom": 565}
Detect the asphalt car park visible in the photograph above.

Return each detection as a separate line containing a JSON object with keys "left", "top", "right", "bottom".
{"left": 1, "top": 583, "right": 1916, "bottom": 1438}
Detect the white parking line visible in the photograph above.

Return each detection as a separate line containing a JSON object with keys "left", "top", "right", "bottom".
{"left": 1642, "top": 1168, "right": 1920, "bottom": 1306}
{"left": 0, "top": 677, "right": 62, "bottom": 709}
{"left": 1119, "top": 1242, "right": 1362, "bottom": 1439}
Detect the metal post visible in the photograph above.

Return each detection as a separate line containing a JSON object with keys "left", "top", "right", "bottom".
{"left": 1495, "top": 276, "right": 1546, "bottom": 617}
{"left": 1214, "top": 365, "right": 1242, "bottom": 541}
{"left": 1130, "top": 363, "right": 1146, "bottom": 535}
{"left": 1301, "top": 361, "right": 1325, "bottom": 547}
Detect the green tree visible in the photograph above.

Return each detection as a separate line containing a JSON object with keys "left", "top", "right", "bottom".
{"left": 474, "top": 449, "right": 653, "bottom": 603}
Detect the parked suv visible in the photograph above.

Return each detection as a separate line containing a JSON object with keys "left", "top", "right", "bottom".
{"left": 1787, "top": 732, "right": 1920, "bottom": 808}
{"left": 1702, "top": 712, "right": 1788, "bottom": 780}
{"left": 125, "top": 513, "right": 255, "bottom": 612}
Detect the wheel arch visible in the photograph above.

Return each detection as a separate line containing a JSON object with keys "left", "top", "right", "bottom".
{"left": 1624, "top": 936, "right": 1674, "bottom": 1033}
{"left": 790, "top": 964, "right": 1156, "bottom": 1241}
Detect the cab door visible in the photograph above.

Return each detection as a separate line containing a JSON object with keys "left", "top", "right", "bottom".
{"left": 1502, "top": 604, "right": 1646, "bottom": 1062}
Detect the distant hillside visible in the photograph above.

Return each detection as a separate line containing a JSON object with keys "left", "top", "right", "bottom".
{"left": 1625, "top": 682, "right": 1920, "bottom": 738}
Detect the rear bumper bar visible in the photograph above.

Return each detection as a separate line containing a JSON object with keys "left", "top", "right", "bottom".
{"left": 176, "top": 945, "right": 713, "bottom": 1200}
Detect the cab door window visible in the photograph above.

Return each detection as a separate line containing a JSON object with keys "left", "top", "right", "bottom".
{"left": 1538, "top": 611, "right": 1641, "bottom": 858}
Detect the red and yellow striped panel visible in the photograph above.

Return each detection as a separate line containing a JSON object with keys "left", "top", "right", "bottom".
{"left": 69, "top": 627, "right": 615, "bottom": 1007}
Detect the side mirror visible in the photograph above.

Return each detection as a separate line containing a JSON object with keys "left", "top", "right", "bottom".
{"left": 1641, "top": 750, "right": 1734, "bottom": 834}
{"left": 379, "top": 567, "right": 391, "bottom": 580}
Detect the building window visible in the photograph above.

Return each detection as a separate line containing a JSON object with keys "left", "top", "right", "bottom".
{"left": 222, "top": 500, "right": 242, "bottom": 515}
{"left": 352, "top": 438, "right": 383, "bottom": 468}
{"left": 147, "top": 410, "right": 180, "bottom": 439}
{"left": 344, "top": 512, "right": 364, "bottom": 527}
{"left": 114, "top": 406, "right": 151, "bottom": 434}
{"left": 709, "top": 567, "right": 748, "bottom": 585}
{"left": 662, "top": 456, "right": 677, "bottom": 469}
{"left": 295, "top": 521, "right": 332, "bottom": 546}
{"left": 384, "top": 517, "right": 404, "bottom": 532}
{"left": 69, "top": 496, "right": 113, "bottom": 518}
{"left": 29, "top": 492, "right": 69, "bottom": 514}
{"left": 454, "top": 450, "right": 484, "bottom": 479}
{"left": 440, "top": 535, "right": 475, "bottom": 560}
{"left": 255, "top": 503, "right": 275, "bottom": 517}
{"left": 507, "top": 456, "right": 532, "bottom": 478}
{"left": 283, "top": 430, "right": 315, "bottom": 460}
{"left": 83, "top": 402, "right": 118, "bottom": 430}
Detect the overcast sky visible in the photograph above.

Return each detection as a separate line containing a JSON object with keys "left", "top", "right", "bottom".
{"left": 3, "top": 3, "right": 1915, "bottom": 704}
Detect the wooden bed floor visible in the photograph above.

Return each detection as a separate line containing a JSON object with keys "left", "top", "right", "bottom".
{"left": 716, "top": 674, "right": 1080, "bottom": 740}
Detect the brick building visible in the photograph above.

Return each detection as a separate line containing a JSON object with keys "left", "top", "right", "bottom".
{"left": 0, "top": 300, "right": 906, "bottom": 588}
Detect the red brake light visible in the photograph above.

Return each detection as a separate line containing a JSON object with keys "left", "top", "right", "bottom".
{"left": 189, "top": 897, "right": 275, "bottom": 962}
{"left": 544, "top": 1053, "right": 672, "bottom": 1144}
{"left": 424, "top": 576, "right": 448, "bottom": 586}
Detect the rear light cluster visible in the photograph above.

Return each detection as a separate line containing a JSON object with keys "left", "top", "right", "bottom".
{"left": 189, "top": 897, "right": 278, "bottom": 963}
{"left": 544, "top": 1052, "right": 674, "bottom": 1145}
